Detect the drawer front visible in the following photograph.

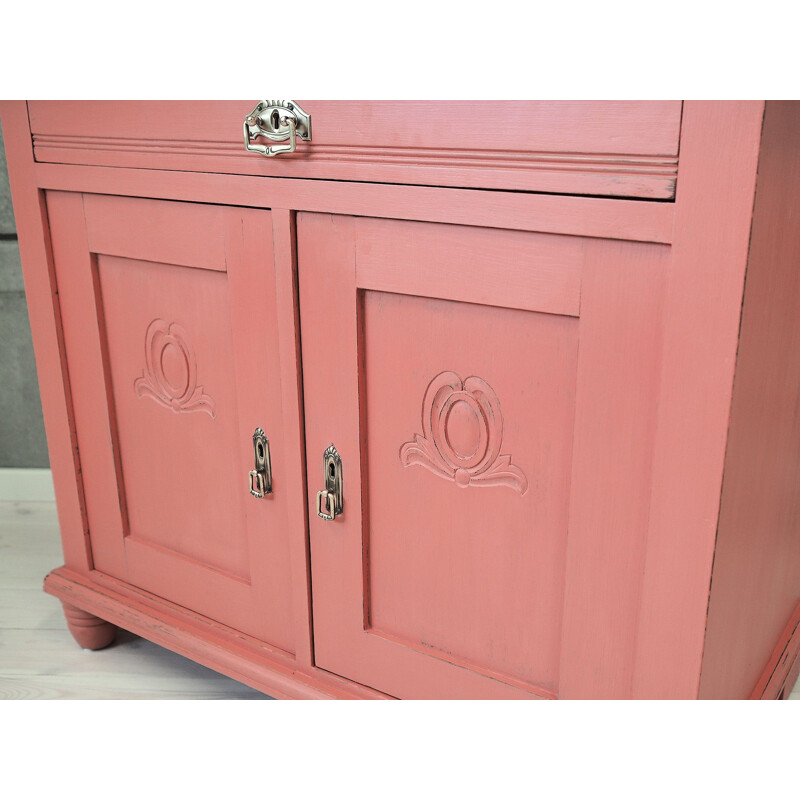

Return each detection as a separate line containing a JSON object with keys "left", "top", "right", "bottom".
{"left": 29, "top": 100, "right": 682, "bottom": 199}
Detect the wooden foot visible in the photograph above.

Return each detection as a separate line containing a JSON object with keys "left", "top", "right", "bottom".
{"left": 62, "top": 602, "right": 118, "bottom": 650}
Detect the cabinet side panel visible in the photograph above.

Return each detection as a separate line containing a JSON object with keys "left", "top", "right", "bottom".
{"left": 700, "top": 102, "right": 800, "bottom": 699}
{"left": 631, "top": 102, "right": 765, "bottom": 699}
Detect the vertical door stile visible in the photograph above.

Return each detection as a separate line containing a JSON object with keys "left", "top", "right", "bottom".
{"left": 46, "top": 190, "right": 129, "bottom": 579}
{"left": 271, "top": 207, "right": 316, "bottom": 669}
{"left": 225, "top": 205, "right": 293, "bottom": 651}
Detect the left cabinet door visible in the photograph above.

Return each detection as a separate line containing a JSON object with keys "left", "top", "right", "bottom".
{"left": 47, "top": 192, "right": 295, "bottom": 652}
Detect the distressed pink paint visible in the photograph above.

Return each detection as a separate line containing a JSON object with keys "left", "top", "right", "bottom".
{"left": 1, "top": 100, "right": 799, "bottom": 699}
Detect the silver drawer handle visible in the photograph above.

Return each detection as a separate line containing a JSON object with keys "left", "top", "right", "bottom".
{"left": 243, "top": 100, "right": 312, "bottom": 157}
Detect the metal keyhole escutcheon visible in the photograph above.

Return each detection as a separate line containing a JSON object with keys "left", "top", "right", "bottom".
{"left": 249, "top": 427, "right": 272, "bottom": 498}
{"left": 316, "top": 444, "right": 343, "bottom": 520}
{"left": 243, "top": 100, "right": 312, "bottom": 157}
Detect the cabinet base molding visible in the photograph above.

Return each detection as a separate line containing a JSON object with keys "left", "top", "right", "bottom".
{"left": 750, "top": 601, "right": 800, "bottom": 700}
{"left": 43, "top": 567, "right": 389, "bottom": 700}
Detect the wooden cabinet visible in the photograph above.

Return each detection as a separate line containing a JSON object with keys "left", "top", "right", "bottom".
{"left": 2, "top": 101, "right": 799, "bottom": 699}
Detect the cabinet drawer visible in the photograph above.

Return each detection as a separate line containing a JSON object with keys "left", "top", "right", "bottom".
{"left": 29, "top": 100, "right": 682, "bottom": 200}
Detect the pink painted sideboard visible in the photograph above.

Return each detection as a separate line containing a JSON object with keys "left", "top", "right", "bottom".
{"left": 2, "top": 100, "right": 799, "bottom": 699}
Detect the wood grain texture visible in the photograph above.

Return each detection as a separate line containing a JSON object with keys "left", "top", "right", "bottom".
{"left": 29, "top": 101, "right": 683, "bottom": 155}
{"left": 44, "top": 567, "right": 388, "bottom": 700}
{"left": 28, "top": 101, "right": 682, "bottom": 199}
{"left": 364, "top": 296, "right": 576, "bottom": 693}
{"left": 46, "top": 193, "right": 297, "bottom": 648}
{"left": 222, "top": 206, "right": 296, "bottom": 650}
{"left": 699, "top": 102, "right": 800, "bottom": 699}
{"left": 61, "top": 602, "right": 117, "bottom": 650}
{"left": 0, "top": 102, "right": 91, "bottom": 573}
{"left": 30, "top": 142, "right": 679, "bottom": 200}
{"left": 632, "top": 102, "right": 766, "bottom": 699}
{"left": 271, "top": 208, "right": 315, "bottom": 669}
{"left": 45, "top": 191, "right": 127, "bottom": 579}
{"left": 9, "top": 101, "right": 800, "bottom": 700}
{"left": 0, "top": 502, "right": 67, "bottom": 594}
{"left": 300, "top": 213, "right": 582, "bottom": 699}
{"left": 782, "top": 643, "right": 800, "bottom": 701}
{"left": 4, "top": 499, "right": 796, "bottom": 699}
{"left": 749, "top": 601, "right": 800, "bottom": 700}
{"left": 558, "top": 238, "right": 668, "bottom": 699}
{"left": 0, "top": 500, "right": 268, "bottom": 699}
{"left": 0, "top": 633, "right": 270, "bottom": 699}
{"left": 83, "top": 194, "right": 230, "bottom": 271}
{"left": 354, "top": 217, "right": 583, "bottom": 317}
{"left": 33, "top": 163, "right": 675, "bottom": 244}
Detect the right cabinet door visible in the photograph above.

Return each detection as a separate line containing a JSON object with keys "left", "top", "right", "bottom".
{"left": 299, "top": 213, "right": 667, "bottom": 699}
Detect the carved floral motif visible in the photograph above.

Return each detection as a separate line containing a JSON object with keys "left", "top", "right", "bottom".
{"left": 400, "top": 371, "right": 527, "bottom": 494}
{"left": 134, "top": 319, "right": 216, "bottom": 418}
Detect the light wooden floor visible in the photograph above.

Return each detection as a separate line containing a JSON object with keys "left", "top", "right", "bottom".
{"left": 0, "top": 501, "right": 267, "bottom": 699}
{"left": 1, "top": 499, "right": 798, "bottom": 700}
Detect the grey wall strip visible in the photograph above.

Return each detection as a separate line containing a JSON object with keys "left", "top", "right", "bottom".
{"left": 0, "top": 120, "right": 49, "bottom": 468}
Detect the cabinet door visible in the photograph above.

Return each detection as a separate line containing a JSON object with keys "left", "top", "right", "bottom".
{"left": 299, "top": 213, "right": 666, "bottom": 699}
{"left": 47, "top": 192, "right": 295, "bottom": 652}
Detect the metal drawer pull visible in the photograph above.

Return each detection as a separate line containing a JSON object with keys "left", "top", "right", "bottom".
{"left": 249, "top": 427, "right": 273, "bottom": 498}
{"left": 316, "top": 444, "right": 343, "bottom": 521}
{"left": 243, "top": 100, "right": 312, "bottom": 157}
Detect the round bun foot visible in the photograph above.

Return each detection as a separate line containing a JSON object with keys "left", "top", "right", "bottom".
{"left": 62, "top": 602, "right": 118, "bottom": 650}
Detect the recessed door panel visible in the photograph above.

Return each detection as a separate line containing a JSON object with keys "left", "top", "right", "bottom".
{"left": 363, "top": 291, "right": 578, "bottom": 691}
{"left": 98, "top": 255, "right": 248, "bottom": 579}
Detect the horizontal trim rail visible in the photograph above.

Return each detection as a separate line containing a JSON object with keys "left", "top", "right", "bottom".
{"left": 34, "top": 163, "right": 675, "bottom": 244}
